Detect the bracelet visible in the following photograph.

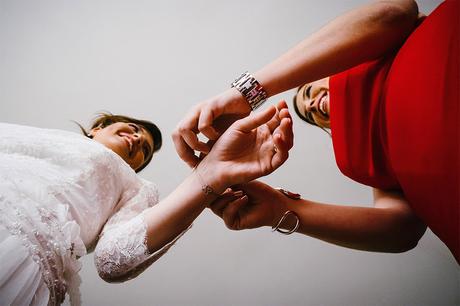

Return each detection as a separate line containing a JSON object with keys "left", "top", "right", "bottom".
{"left": 272, "top": 211, "right": 300, "bottom": 235}
{"left": 231, "top": 72, "right": 268, "bottom": 110}
{"left": 194, "top": 167, "right": 219, "bottom": 197}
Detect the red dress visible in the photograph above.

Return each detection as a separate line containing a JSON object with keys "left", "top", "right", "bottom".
{"left": 330, "top": 0, "right": 459, "bottom": 262}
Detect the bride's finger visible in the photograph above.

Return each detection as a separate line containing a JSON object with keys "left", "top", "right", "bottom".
{"left": 235, "top": 106, "right": 276, "bottom": 132}
{"left": 265, "top": 108, "right": 281, "bottom": 133}
{"left": 271, "top": 118, "right": 293, "bottom": 169}
{"left": 274, "top": 116, "right": 294, "bottom": 150}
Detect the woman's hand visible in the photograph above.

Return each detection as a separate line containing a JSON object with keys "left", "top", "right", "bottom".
{"left": 198, "top": 101, "right": 293, "bottom": 189}
{"left": 172, "top": 88, "right": 251, "bottom": 168}
{"left": 209, "top": 181, "right": 287, "bottom": 230}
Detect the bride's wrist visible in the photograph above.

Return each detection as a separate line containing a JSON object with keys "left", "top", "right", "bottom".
{"left": 193, "top": 162, "right": 230, "bottom": 196}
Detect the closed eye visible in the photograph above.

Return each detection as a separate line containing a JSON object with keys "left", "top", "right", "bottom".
{"left": 304, "top": 85, "right": 312, "bottom": 99}
{"left": 142, "top": 144, "right": 150, "bottom": 159}
{"left": 305, "top": 111, "right": 318, "bottom": 126}
{"left": 128, "top": 123, "right": 140, "bottom": 133}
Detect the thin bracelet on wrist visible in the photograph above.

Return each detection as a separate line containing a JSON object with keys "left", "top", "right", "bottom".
{"left": 272, "top": 211, "right": 300, "bottom": 235}
{"left": 272, "top": 187, "right": 301, "bottom": 235}
{"left": 231, "top": 71, "right": 268, "bottom": 110}
{"left": 193, "top": 167, "right": 220, "bottom": 198}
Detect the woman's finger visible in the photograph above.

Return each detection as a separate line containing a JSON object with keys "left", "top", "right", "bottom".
{"left": 208, "top": 190, "right": 241, "bottom": 217}
{"left": 278, "top": 116, "right": 294, "bottom": 150}
{"left": 235, "top": 106, "right": 276, "bottom": 132}
{"left": 181, "top": 129, "right": 211, "bottom": 154}
{"left": 276, "top": 100, "right": 288, "bottom": 110}
{"left": 273, "top": 115, "right": 293, "bottom": 150}
{"left": 265, "top": 107, "right": 281, "bottom": 133}
{"left": 198, "top": 107, "right": 221, "bottom": 141}
{"left": 222, "top": 195, "right": 249, "bottom": 230}
{"left": 271, "top": 117, "right": 293, "bottom": 169}
{"left": 266, "top": 102, "right": 291, "bottom": 132}
{"left": 171, "top": 132, "right": 200, "bottom": 168}
{"left": 278, "top": 107, "right": 292, "bottom": 121}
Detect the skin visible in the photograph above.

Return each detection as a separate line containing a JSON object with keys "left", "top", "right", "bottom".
{"left": 210, "top": 181, "right": 427, "bottom": 253}
{"left": 97, "top": 106, "right": 294, "bottom": 282}
{"left": 170, "top": 0, "right": 428, "bottom": 254}
{"left": 295, "top": 77, "right": 331, "bottom": 129}
{"left": 142, "top": 105, "right": 293, "bottom": 253}
{"left": 173, "top": 0, "right": 420, "bottom": 168}
{"left": 90, "top": 122, "right": 155, "bottom": 171}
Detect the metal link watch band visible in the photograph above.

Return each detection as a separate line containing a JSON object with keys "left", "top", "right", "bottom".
{"left": 231, "top": 72, "right": 268, "bottom": 110}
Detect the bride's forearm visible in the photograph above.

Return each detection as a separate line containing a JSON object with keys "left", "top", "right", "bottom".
{"left": 143, "top": 163, "right": 228, "bottom": 253}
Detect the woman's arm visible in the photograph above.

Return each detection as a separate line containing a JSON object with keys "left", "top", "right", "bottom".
{"left": 287, "top": 188, "right": 427, "bottom": 252}
{"left": 173, "top": 0, "right": 420, "bottom": 167}
{"left": 210, "top": 181, "right": 427, "bottom": 253}
{"left": 144, "top": 105, "right": 293, "bottom": 253}
{"left": 256, "top": 0, "right": 420, "bottom": 96}
{"left": 95, "top": 105, "right": 293, "bottom": 282}
{"left": 94, "top": 172, "right": 217, "bottom": 283}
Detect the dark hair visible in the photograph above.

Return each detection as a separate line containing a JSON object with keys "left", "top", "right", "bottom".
{"left": 292, "top": 87, "right": 331, "bottom": 137}
{"left": 76, "top": 112, "right": 162, "bottom": 172}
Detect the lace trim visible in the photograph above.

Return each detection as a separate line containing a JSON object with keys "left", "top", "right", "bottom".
{"left": 94, "top": 214, "right": 149, "bottom": 282}
{"left": 94, "top": 212, "right": 191, "bottom": 283}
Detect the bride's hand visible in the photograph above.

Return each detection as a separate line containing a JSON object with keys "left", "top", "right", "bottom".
{"left": 200, "top": 101, "right": 293, "bottom": 188}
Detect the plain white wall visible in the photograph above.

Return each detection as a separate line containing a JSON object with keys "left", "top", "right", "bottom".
{"left": 1, "top": 0, "right": 458, "bottom": 305}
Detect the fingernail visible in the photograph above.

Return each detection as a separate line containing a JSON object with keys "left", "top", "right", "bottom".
{"left": 233, "top": 190, "right": 244, "bottom": 197}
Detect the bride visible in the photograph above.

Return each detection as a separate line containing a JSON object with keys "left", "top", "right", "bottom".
{"left": 0, "top": 105, "right": 292, "bottom": 305}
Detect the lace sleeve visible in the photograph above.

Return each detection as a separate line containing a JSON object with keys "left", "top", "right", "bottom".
{"left": 94, "top": 180, "right": 190, "bottom": 283}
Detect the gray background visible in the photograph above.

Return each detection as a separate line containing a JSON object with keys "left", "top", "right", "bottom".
{"left": 0, "top": 0, "right": 458, "bottom": 305}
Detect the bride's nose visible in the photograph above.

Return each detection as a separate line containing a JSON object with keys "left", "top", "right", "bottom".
{"left": 133, "top": 132, "right": 143, "bottom": 145}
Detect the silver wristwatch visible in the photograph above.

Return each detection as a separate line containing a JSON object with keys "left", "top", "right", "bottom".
{"left": 231, "top": 72, "right": 268, "bottom": 110}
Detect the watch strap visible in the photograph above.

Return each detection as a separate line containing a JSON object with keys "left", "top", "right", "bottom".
{"left": 231, "top": 72, "right": 268, "bottom": 110}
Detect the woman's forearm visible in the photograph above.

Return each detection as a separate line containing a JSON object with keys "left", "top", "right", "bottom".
{"left": 255, "top": 0, "right": 419, "bottom": 96}
{"left": 143, "top": 163, "right": 227, "bottom": 253}
{"left": 143, "top": 105, "right": 290, "bottom": 253}
{"left": 276, "top": 197, "right": 426, "bottom": 253}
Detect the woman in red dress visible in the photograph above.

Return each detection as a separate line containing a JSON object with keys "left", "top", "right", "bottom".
{"left": 173, "top": 0, "right": 459, "bottom": 262}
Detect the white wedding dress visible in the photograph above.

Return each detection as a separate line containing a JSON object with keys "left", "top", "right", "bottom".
{"left": 0, "top": 123, "right": 183, "bottom": 306}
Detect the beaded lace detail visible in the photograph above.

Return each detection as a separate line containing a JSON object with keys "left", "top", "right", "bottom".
{"left": 0, "top": 200, "right": 78, "bottom": 305}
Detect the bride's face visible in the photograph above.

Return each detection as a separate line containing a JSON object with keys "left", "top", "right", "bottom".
{"left": 90, "top": 122, "right": 154, "bottom": 171}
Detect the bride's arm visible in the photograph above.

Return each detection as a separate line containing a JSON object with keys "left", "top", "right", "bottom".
{"left": 94, "top": 105, "right": 293, "bottom": 282}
